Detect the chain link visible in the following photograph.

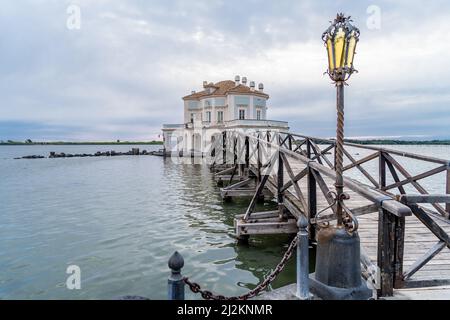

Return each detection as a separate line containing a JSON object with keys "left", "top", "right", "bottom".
{"left": 184, "top": 235, "right": 299, "bottom": 300}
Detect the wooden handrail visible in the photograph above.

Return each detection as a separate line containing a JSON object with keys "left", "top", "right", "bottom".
{"left": 234, "top": 130, "right": 412, "bottom": 218}
{"left": 277, "top": 131, "right": 449, "bottom": 165}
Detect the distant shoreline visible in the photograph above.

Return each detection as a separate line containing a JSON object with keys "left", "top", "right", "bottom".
{"left": 0, "top": 141, "right": 163, "bottom": 146}
{"left": 1, "top": 139, "right": 450, "bottom": 146}
{"left": 344, "top": 139, "right": 450, "bottom": 145}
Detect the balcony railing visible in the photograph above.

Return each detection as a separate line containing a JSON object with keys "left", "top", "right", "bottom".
{"left": 225, "top": 119, "right": 289, "bottom": 128}
{"left": 163, "top": 124, "right": 185, "bottom": 129}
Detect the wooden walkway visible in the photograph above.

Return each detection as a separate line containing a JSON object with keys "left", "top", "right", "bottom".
{"left": 209, "top": 129, "right": 450, "bottom": 299}
{"left": 281, "top": 159, "right": 450, "bottom": 293}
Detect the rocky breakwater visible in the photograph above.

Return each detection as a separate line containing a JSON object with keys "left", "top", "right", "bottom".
{"left": 15, "top": 148, "right": 154, "bottom": 160}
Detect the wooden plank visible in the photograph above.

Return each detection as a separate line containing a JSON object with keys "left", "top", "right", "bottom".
{"left": 236, "top": 219, "right": 298, "bottom": 236}
{"left": 235, "top": 210, "right": 279, "bottom": 220}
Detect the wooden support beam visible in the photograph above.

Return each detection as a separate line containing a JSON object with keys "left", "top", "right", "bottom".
{"left": 280, "top": 153, "right": 307, "bottom": 213}
{"left": 223, "top": 178, "right": 253, "bottom": 191}
{"left": 383, "top": 152, "right": 448, "bottom": 217}
{"left": 215, "top": 166, "right": 235, "bottom": 176}
{"left": 409, "top": 204, "right": 450, "bottom": 248}
{"left": 310, "top": 144, "right": 334, "bottom": 162}
{"left": 383, "top": 165, "right": 446, "bottom": 192}
{"left": 385, "top": 155, "right": 407, "bottom": 195}
{"left": 308, "top": 165, "right": 317, "bottom": 241}
{"left": 283, "top": 195, "right": 305, "bottom": 218}
{"left": 280, "top": 168, "right": 308, "bottom": 193}
{"left": 343, "top": 151, "right": 379, "bottom": 171}
{"left": 342, "top": 148, "right": 379, "bottom": 188}
{"left": 312, "top": 203, "right": 379, "bottom": 224}
{"left": 309, "top": 139, "right": 333, "bottom": 168}
{"left": 243, "top": 174, "right": 270, "bottom": 221}
{"left": 403, "top": 241, "right": 446, "bottom": 280}
{"left": 310, "top": 169, "right": 337, "bottom": 214}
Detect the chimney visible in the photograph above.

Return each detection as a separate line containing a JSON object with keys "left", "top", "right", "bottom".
{"left": 258, "top": 83, "right": 264, "bottom": 92}
{"left": 250, "top": 81, "right": 255, "bottom": 91}
{"left": 235, "top": 75, "right": 240, "bottom": 86}
{"left": 203, "top": 81, "right": 208, "bottom": 88}
{"left": 242, "top": 77, "right": 247, "bottom": 86}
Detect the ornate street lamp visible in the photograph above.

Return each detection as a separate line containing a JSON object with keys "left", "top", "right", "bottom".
{"left": 309, "top": 14, "right": 371, "bottom": 300}
{"left": 322, "top": 13, "right": 360, "bottom": 225}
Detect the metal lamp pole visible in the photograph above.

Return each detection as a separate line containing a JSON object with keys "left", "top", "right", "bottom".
{"left": 335, "top": 81, "right": 345, "bottom": 225}
{"left": 309, "top": 14, "right": 371, "bottom": 300}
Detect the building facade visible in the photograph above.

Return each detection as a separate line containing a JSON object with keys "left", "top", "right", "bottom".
{"left": 162, "top": 75, "right": 289, "bottom": 154}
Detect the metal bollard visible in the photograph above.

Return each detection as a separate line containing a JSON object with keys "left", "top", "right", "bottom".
{"left": 296, "top": 215, "right": 310, "bottom": 300}
{"left": 168, "top": 251, "right": 185, "bottom": 300}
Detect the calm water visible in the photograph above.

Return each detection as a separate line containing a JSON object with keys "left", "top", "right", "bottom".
{"left": 0, "top": 145, "right": 297, "bottom": 299}
{"left": 0, "top": 144, "right": 449, "bottom": 299}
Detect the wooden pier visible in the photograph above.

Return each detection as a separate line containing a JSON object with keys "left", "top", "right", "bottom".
{"left": 206, "top": 130, "right": 450, "bottom": 299}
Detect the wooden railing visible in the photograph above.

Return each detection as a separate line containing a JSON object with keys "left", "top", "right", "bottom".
{"left": 208, "top": 129, "right": 450, "bottom": 297}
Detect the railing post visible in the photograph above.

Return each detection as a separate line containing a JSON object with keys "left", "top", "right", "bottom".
{"left": 277, "top": 135, "right": 285, "bottom": 218}
{"left": 222, "top": 131, "right": 226, "bottom": 165}
{"left": 377, "top": 208, "right": 395, "bottom": 297}
{"left": 257, "top": 134, "right": 261, "bottom": 184}
{"left": 168, "top": 251, "right": 185, "bottom": 300}
{"left": 307, "top": 166, "right": 317, "bottom": 241}
{"left": 296, "top": 215, "right": 310, "bottom": 300}
{"left": 377, "top": 152, "right": 405, "bottom": 295}
{"left": 245, "top": 136, "right": 250, "bottom": 169}
{"left": 306, "top": 139, "right": 311, "bottom": 159}
{"left": 446, "top": 164, "right": 450, "bottom": 215}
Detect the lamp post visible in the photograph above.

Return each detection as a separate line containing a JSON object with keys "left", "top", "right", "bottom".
{"left": 322, "top": 13, "right": 360, "bottom": 224}
{"left": 309, "top": 14, "right": 371, "bottom": 300}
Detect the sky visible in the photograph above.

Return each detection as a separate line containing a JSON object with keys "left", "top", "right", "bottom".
{"left": 1, "top": 0, "right": 450, "bottom": 141}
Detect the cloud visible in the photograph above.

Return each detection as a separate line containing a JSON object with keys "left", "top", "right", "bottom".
{"left": 1, "top": 0, "right": 450, "bottom": 140}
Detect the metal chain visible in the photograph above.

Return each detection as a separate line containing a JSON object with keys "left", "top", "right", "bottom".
{"left": 184, "top": 235, "right": 299, "bottom": 300}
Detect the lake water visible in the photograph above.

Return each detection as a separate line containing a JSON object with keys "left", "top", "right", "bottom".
{"left": 0, "top": 144, "right": 449, "bottom": 299}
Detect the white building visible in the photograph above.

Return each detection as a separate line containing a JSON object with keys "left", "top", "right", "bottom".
{"left": 162, "top": 75, "right": 289, "bottom": 154}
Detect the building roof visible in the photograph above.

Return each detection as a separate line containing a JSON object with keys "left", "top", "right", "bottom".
{"left": 182, "top": 80, "right": 269, "bottom": 100}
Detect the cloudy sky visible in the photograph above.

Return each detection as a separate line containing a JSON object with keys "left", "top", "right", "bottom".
{"left": 1, "top": 0, "right": 450, "bottom": 141}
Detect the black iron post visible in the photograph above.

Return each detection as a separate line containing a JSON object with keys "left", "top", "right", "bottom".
{"left": 168, "top": 251, "right": 185, "bottom": 300}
